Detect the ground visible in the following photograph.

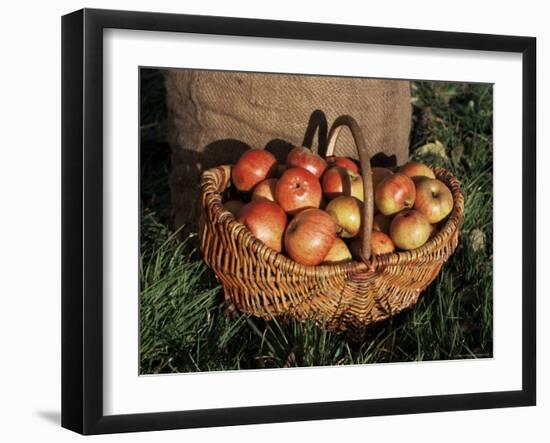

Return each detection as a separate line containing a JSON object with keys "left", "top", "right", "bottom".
{"left": 139, "top": 69, "right": 493, "bottom": 374}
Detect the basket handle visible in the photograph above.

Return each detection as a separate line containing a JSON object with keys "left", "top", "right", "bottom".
{"left": 326, "top": 115, "right": 374, "bottom": 263}
{"left": 301, "top": 109, "right": 328, "bottom": 155}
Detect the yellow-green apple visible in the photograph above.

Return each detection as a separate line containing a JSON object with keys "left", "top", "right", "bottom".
{"left": 372, "top": 167, "right": 394, "bottom": 190}
{"left": 286, "top": 146, "right": 328, "bottom": 178}
{"left": 321, "top": 166, "right": 364, "bottom": 201}
{"left": 251, "top": 178, "right": 278, "bottom": 202}
{"left": 284, "top": 208, "right": 336, "bottom": 265}
{"left": 275, "top": 167, "right": 322, "bottom": 216}
{"left": 223, "top": 200, "right": 244, "bottom": 217}
{"left": 232, "top": 149, "right": 277, "bottom": 192}
{"left": 399, "top": 161, "right": 435, "bottom": 180}
{"left": 389, "top": 209, "right": 431, "bottom": 250}
{"left": 325, "top": 196, "right": 362, "bottom": 238}
{"left": 371, "top": 231, "right": 396, "bottom": 255}
{"left": 237, "top": 200, "right": 287, "bottom": 253}
{"left": 374, "top": 173, "right": 416, "bottom": 215}
{"left": 413, "top": 178, "right": 454, "bottom": 223}
{"left": 326, "top": 156, "right": 360, "bottom": 174}
{"left": 322, "top": 238, "right": 352, "bottom": 264}
{"left": 372, "top": 213, "right": 392, "bottom": 235}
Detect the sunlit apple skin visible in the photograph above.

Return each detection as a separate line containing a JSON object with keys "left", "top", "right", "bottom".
{"left": 232, "top": 149, "right": 277, "bottom": 192}
{"left": 390, "top": 209, "right": 431, "bottom": 250}
{"left": 414, "top": 178, "right": 454, "bottom": 223}
{"left": 372, "top": 167, "right": 394, "bottom": 190}
{"left": 399, "top": 161, "right": 436, "bottom": 180}
{"left": 237, "top": 200, "right": 287, "bottom": 253}
{"left": 251, "top": 178, "right": 278, "bottom": 202}
{"left": 223, "top": 200, "right": 245, "bottom": 217}
{"left": 326, "top": 156, "right": 360, "bottom": 174}
{"left": 321, "top": 166, "right": 364, "bottom": 201}
{"left": 275, "top": 167, "right": 323, "bottom": 216}
{"left": 284, "top": 208, "right": 336, "bottom": 266}
{"left": 325, "top": 196, "right": 362, "bottom": 238}
{"left": 374, "top": 173, "right": 416, "bottom": 215}
{"left": 322, "top": 238, "right": 352, "bottom": 264}
{"left": 286, "top": 146, "right": 328, "bottom": 179}
{"left": 373, "top": 213, "right": 392, "bottom": 235}
{"left": 371, "top": 231, "right": 396, "bottom": 255}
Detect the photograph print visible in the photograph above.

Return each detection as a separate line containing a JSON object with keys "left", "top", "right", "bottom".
{"left": 139, "top": 67, "right": 493, "bottom": 374}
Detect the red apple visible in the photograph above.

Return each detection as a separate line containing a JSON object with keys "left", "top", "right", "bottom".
{"left": 326, "top": 156, "right": 360, "bottom": 174}
{"left": 223, "top": 200, "right": 244, "bottom": 217}
{"left": 321, "top": 166, "right": 364, "bottom": 201}
{"left": 232, "top": 149, "right": 277, "bottom": 192}
{"left": 413, "top": 178, "right": 454, "bottom": 223}
{"left": 399, "top": 161, "right": 436, "bottom": 180}
{"left": 372, "top": 167, "right": 394, "bottom": 190}
{"left": 372, "top": 213, "right": 392, "bottom": 235}
{"left": 322, "top": 238, "right": 352, "bottom": 264}
{"left": 325, "top": 196, "right": 362, "bottom": 238}
{"left": 275, "top": 167, "right": 323, "bottom": 216}
{"left": 251, "top": 178, "right": 278, "bottom": 202}
{"left": 284, "top": 208, "right": 336, "bottom": 266}
{"left": 237, "top": 200, "right": 287, "bottom": 253}
{"left": 286, "top": 146, "right": 328, "bottom": 178}
{"left": 374, "top": 173, "right": 416, "bottom": 215}
{"left": 350, "top": 233, "right": 395, "bottom": 259}
{"left": 371, "top": 231, "right": 396, "bottom": 255}
{"left": 389, "top": 209, "right": 431, "bottom": 250}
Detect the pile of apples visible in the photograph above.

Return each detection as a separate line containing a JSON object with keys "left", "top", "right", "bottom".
{"left": 222, "top": 147, "right": 454, "bottom": 267}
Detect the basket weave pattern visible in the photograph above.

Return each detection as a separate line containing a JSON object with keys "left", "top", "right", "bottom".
{"left": 199, "top": 163, "right": 464, "bottom": 331}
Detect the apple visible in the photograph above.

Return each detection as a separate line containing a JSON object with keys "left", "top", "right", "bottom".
{"left": 371, "top": 231, "right": 396, "bottom": 255}
{"left": 322, "top": 238, "right": 352, "bottom": 264}
{"left": 321, "top": 166, "right": 364, "bottom": 201}
{"left": 326, "top": 156, "right": 360, "bottom": 174}
{"left": 284, "top": 208, "right": 337, "bottom": 266}
{"left": 372, "top": 213, "right": 392, "bottom": 235}
{"left": 325, "top": 196, "right": 362, "bottom": 238}
{"left": 399, "top": 161, "right": 436, "bottom": 180}
{"left": 223, "top": 199, "right": 244, "bottom": 217}
{"left": 374, "top": 173, "right": 416, "bottom": 215}
{"left": 389, "top": 209, "right": 431, "bottom": 250}
{"left": 350, "top": 233, "right": 395, "bottom": 259}
{"left": 237, "top": 200, "right": 287, "bottom": 253}
{"left": 371, "top": 167, "right": 394, "bottom": 190}
{"left": 275, "top": 167, "right": 323, "bottom": 216}
{"left": 251, "top": 178, "right": 278, "bottom": 202}
{"left": 414, "top": 178, "right": 454, "bottom": 223}
{"left": 286, "top": 146, "right": 328, "bottom": 178}
{"left": 232, "top": 149, "right": 277, "bottom": 192}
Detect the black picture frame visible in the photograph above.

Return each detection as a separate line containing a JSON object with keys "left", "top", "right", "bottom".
{"left": 62, "top": 8, "right": 536, "bottom": 435}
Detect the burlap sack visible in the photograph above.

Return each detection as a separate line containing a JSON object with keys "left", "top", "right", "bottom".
{"left": 165, "top": 69, "right": 411, "bottom": 230}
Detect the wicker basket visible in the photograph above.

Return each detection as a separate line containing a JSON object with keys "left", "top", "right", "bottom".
{"left": 199, "top": 115, "right": 464, "bottom": 331}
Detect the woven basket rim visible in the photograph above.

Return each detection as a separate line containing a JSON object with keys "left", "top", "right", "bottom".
{"left": 201, "top": 164, "right": 464, "bottom": 276}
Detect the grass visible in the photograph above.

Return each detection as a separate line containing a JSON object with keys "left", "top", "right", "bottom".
{"left": 140, "top": 70, "right": 493, "bottom": 374}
